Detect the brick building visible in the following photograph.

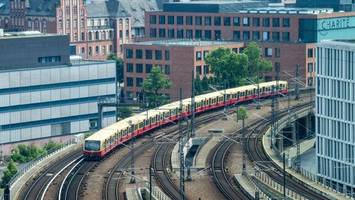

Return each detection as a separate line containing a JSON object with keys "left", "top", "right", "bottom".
{"left": 0, "top": 0, "right": 163, "bottom": 59}
{"left": 144, "top": 2, "right": 355, "bottom": 86}
{"left": 123, "top": 40, "right": 244, "bottom": 100}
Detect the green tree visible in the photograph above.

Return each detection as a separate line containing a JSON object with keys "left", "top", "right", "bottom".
{"left": 201, "top": 76, "right": 210, "bottom": 92}
{"left": 11, "top": 144, "right": 46, "bottom": 163}
{"left": 107, "top": 54, "right": 124, "bottom": 83}
{"left": 205, "top": 47, "right": 248, "bottom": 87}
{"left": 118, "top": 107, "right": 132, "bottom": 119}
{"left": 243, "top": 42, "right": 273, "bottom": 79}
{"left": 143, "top": 66, "right": 172, "bottom": 108}
{"left": 1, "top": 160, "right": 17, "bottom": 188}
{"left": 43, "top": 141, "right": 63, "bottom": 153}
{"left": 194, "top": 78, "right": 203, "bottom": 95}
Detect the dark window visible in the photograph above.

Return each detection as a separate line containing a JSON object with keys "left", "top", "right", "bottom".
{"left": 186, "top": 29, "right": 193, "bottom": 39}
{"left": 146, "top": 64, "right": 153, "bottom": 73}
{"left": 164, "top": 65, "right": 170, "bottom": 75}
{"left": 308, "top": 63, "right": 313, "bottom": 73}
{"left": 233, "top": 17, "right": 240, "bottom": 26}
{"left": 233, "top": 31, "right": 240, "bottom": 41}
{"left": 272, "top": 32, "right": 280, "bottom": 41}
{"left": 177, "top": 29, "right": 184, "bottom": 38}
{"left": 282, "top": 18, "right": 290, "bottom": 27}
{"left": 308, "top": 48, "right": 314, "bottom": 58}
{"left": 205, "top": 16, "right": 212, "bottom": 25}
{"left": 126, "top": 63, "right": 133, "bottom": 72}
{"left": 195, "top": 30, "right": 202, "bottom": 39}
{"left": 264, "top": 48, "right": 272, "bottom": 57}
{"left": 252, "top": 31, "right": 260, "bottom": 40}
{"left": 136, "top": 64, "right": 143, "bottom": 73}
{"left": 195, "top": 16, "right": 202, "bottom": 25}
{"left": 263, "top": 31, "right": 270, "bottom": 41}
{"left": 196, "top": 51, "right": 202, "bottom": 61}
{"left": 165, "top": 50, "right": 170, "bottom": 60}
{"left": 136, "top": 78, "right": 143, "bottom": 87}
{"left": 159, "top": 28, "right": 166, "bottom": 38}
{"left": 214, "top": 30, "right": 221, "bottom": 40}
{"left": 186, "top": 16, "right": 193, "bottom": 25}
{"left": 272, "top": 18, "right": 280, "bottom": 27}
{"left": 136, "top": 49, "right": 143, "bottom": 59}
{"left": 205, "top": 30, "right": 211, "bottom": 40}
{"left": 196, "top": 65, "right": 202, "bottom": 75}
{"left": 203, "top": 65, "right": 210, "bottom": 74}
{"left": 155, "top": 50, "right": 162, "bottom": 60}
{"left": 37, "top": 56, "right": 61, "bottom": 63}
{"left": 177, "top": 16, "right": 184, "bottom": 25}
{"left": 126, "top": 77, "right": 134, "bottom": 87}
{"left": 168, "top": 29, "right": 175, "bottom": 38}
{"left": 159, "top": 15, "right": 165, "bottom": 24}
{"left": 275, "top": 48, "right": 280, "bottom": 58}
{"left": 243, "top": 31, "right": 250, "bottom": 40}
{"left": 150, "top": 28, "right": 157, "bottom": 38}
{"left": 307, "top": 77, "right": 313, "bottom": 86}
{"left": 126, "top": 49, "right": 133, "bottom": 58}
{"left": 242, "top": 17, "right": 250, "bottom": 26}
{"left": 223, "top": 17, "right": 231, "bottom": 26}
{"left": 145, "top": 50, "right": 153, "bottom": 59}
{"left": 263, "top": 18, "right": 270, "bottom": 27}
{"left": 149, "top": 15, "right": 156, "bottom": 24}
{"left": 203, "top": 51, "right": 209, "bottom": 59}
{"left": 252, "top": 17, "right": 260, "bottom": 27}
{"left": 168, "top": 16, "right": 174, "bottom": 24}
{"left": 282, "top": 32, "right": 290, "bottom": 41}
{"left": 214, "top": 16, "right": 221, "bottom": 26}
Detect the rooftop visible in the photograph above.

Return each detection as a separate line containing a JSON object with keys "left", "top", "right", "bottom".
{"left": 238, "top": 7, "right": 334, "bottom": 14}
{"left": 129, "top": 39, "right": 243, "bottom": 47}
{"left": 0, "top": 30, "right": 59, "bottom": 39}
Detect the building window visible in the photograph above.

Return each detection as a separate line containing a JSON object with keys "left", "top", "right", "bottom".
{"left": 262, "top": 31, "right": 270, "bottom": 41}
{"left": 126, "top": 77, "right": 134, "bottom": 87}
{"left": 150, "top": 28, "right": 157, "bottom": 38}
{"left": 186, "top": 16, "right": 193, "bottom": 25}
{"left": 205, "top": 16, "right": 212, "bottom": 26}
{"left": 205, "top": 30, "right": 211, "bottom": 40}
{"left": 89, "top": 47, "right": 92, "bottom": 55}
{"left": 195, "top": 30, "right": 202, "bottom": 39}
{"left": 203, "top": 51, "right": 209, "bottom": 59}
{"left": 136, "top": 78, "right": 143, "bottom": 87}
{"left": 136, "top": 49, "right": 143, "bottom": 59}
{"left": 196, "top": 51, "right": 202, "bottom": 61}
{"left": 126, "top": 63, "right": 134, "bottom": 72}
{"left": 203, "top": 65, "right": 210, "bottom": 74}
{"left": 146, "top": 64, "right": 153, "bottom": 73}
{"left": 168, "top": 16, "right": 174, "bottom": 24}
{"left": 223, "top": 17, "right": 231, "bottom": 26}
{"left": 186, "top": 29, "right": 193, "bottom": 39}
{"left": 214, "top": 30, "right": 221, "bottom": 40}
{"left": 282, "top": 18, "right": 290, "bottom": 27}
{"left": 272, "top": 32, "right": 280, "bottom": 41}
{"left": 264, "top": 48, "right": 272, "bottom": 57}
{"left": 165, "top": 50, "right": 170, "bottom": 60}
{"left": 145, "top": 50, "right": 153, "bottom": 59}
{"left": 252, "top": 17, "right": 260, "bottom": 27}
{"left": 38, "top": 56, "right": 61, "bottom": 63}
{"left": 159, "top": 28, "right": 166, "bottom": 38}
{"left": 275, "top": 48, "right": 280, "bottom": 58}
{"left": 307, "top": 77, "right": 313, "bottom": 86}
{"left": 214, "top": 16, "right": 221, "bottom": 26}
{"left": 308, "top": 63, "right": 314, "bottom": 73}
{"left": 243, "top": 17, "right": 249, "bottom": 26}
{"left": 159, "top": 15, "right": 165, "bottom": 24}
{"left": 196, "top": 65, "right": 202, "bottom": 75}
{"left": 155, "top": 50, "right": 162, "bottom": 60}
{"left": 126, "top": 49, "right": 133, "bottom": 58}
{"left": 164, "top": 65, "right": 170, "bottom": 75}
{"left": 243, "top": 31, "right": 250, "bottom": 40}
{"left": 150, "top": 15, "right": 156, "bottom": 24}
{"left": 195, "top": 16, "right": 202, "bottom": 25}
{"left": 95, "top": 46, "right": 99, "bottom": 54}
{"left": 177, "top": 29, "right": 184, "bottom": 38}
{"left": 308, "top": 48, "right": 314, "bottom": 58}
{"left": 233, "top": 17, "right": 240, "bottom": 26}
{"left": 177, "top": 16, "right": 184, "bottom": 25}
{"left": 252, "top": 31, "right": 260, "bottom": 41}
{"left": 136, "top": 64, "right": 143, "bottom": 73}
{"left": 81, "top": 47, "right": 85, "bottom": 54}
{"left": 272, "top": 18, "right": 280, "bottom": 27}
{"left": 81, "top": 32, "right": 85, "bottom": 41}
{"left": 263, "top": 18, "right": 270, "bottom": 27}
{"left": 233, "top": 31, "right": 240, "bottom": 41}
{"left": 282, "top": 32, "right": 290, "bottom": 41}
{"left": 168, "top": 29, "right": 175, "bottom": 38}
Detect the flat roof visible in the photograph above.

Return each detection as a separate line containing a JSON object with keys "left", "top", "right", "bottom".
{"left": 129, "top": 39, "right": 243, "bottom": 47}
{"left": 238, "top": 7, "right": 334, "bottom": 14}
{"left": 0, "top": 31, "right": 60, "bottom": 40}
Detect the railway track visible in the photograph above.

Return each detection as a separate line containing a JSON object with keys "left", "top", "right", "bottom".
{"left": 21, "top": 150, "right": 82, "bottom": 200}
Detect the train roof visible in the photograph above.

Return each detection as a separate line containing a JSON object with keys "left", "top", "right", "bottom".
{"left": 85, "top": 81, "right": 287, "bottom": 142}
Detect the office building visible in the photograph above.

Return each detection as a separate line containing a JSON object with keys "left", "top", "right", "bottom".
{"left": 316, "top": 40, "right": 355, "bottom": 196}
{"left": 296, "top": 0, "right": 355, "bottom": 12}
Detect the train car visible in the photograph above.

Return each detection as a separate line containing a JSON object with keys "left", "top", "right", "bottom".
{"left": 84, "top": 81, "right": 288, "bottom": 159}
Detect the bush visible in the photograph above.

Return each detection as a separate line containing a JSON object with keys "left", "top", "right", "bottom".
{"left": 43, "top": 141, "right": 64, "bottom": 153}
{"left": 10, "top": 144, "right": 46, "bottom": 163}
{"left": 1, "top": 160, "right": 17, "bottom": 188}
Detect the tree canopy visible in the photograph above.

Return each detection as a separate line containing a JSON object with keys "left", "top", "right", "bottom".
{"left": 236, "top": 107, "right": 248, "bottom": 121}
{"left": 107, "top": 54, "right": 124, "bottom": 83}
{"left": 1, "top": 159, "right": 17, "bottom": 188}
{"left": 243, "top": 42, "right": 273, "bottom": 79}
{"left": 143, "top": 66, "right": 172, "bottom": 108}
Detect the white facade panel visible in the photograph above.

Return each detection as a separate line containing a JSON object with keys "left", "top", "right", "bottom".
{"left": 9, "top": 93, "right": 20, "bottom": 106}
{"left": 60, "top": 88, "right": 70, "bottom": 99}
{"left": 31, "top": 127, "right": 42, "bottom": 138}
{"left": 88, "top": 85, "right": 99, "bottom": 96}
{"left": 21, "top": 110, "right": 32, "bottom": 122}
{"left": 0, "top": 131, "right": 10, "bottom": 143}
{"left": 0, "top": 94, "right": 10, "bottom": 107}
{"left": 60, "top": 67, "right": 70, "bottom": 82}
{"left": 79, "top": 103, "right": 89, "bottom": 114}
{"left": 79, "top": 86, "right": 89, "bottom": 97}
{"left": 97, "top": 64, "right": 107, "bottom": 78}
{"left": 88, "top": 65, "right": 98, "bottom": 79}
{"left": 0, "top": 113, "right": 10, "bottom": 125}
{"left": 9, "top": 71, "right": 20, "bottom": 88}
{"left": 107, "top": 83, "right": 115, "bottom": 95}
{"left": 30, "top": 91, "right": 41, "bottom": 103}
{"left": 98, "top": 84, "right": 107, "bottom": 95}
{"left": 41, "top": 107, "right": 51, "bottom": 119}
{"left": 70, "top": 66, "right": 80, "bottom": 81}
{"left": 51, "top": 89, "right": 61, "bottom": 101}
{"left": 60, "top": 105, "right": 71, "bottom": 117}
{"left": 10, "top": 111, "right": 21, "bottom": 124}
{"left": 79, "top": 120, "right": 89, "bottom": 132}
{"left": 70, "top": 104, "right": 80, "bottom": 116}
{"left": 31, "top": 109, "right": 41, "bottom": 121}
{"left": 21, "top": 128, "right": 32, "bottom": 141}
{"left": 50, "top": 68, "right": 61, "bottom": 83}
{"left": 40, "top": 90, "right": 51, "bottom": 102}
{"left": 0, "top": 72, "right": 9, "bottom": 89}
{"left": 41, "top": 125, "right": 51, "bottom": 138}
{"left": 20, "top": 92, "right": 31, "bottom": 104}
{"left": 71, "top": 121, "right": 80, "bottom": 133}
{"left": 40, "top": 69, "right": 51, "bottom": 84}
{"left": 11, "top": 129, "right": 22, "bottom": 142}
{"left": 106, "top": 64, "right": 115, "bottom": 77}
{"left": 88, "top": 102, "right": 97, "bottom": 113}
{"left": 20, "top": 70, "right": 31, "bottom": 86}
{"left": 51, "top": 107, "right": 61, "bottom": 118}
{"left": 79, "top": 65, "right": 89, "bottom": 80}
{"left": 30, "top": 70, "right": 41, "bottom": 85}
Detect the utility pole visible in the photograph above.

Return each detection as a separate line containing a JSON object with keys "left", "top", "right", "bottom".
{"left": 178, "top": 88, "right": 185, "bottom": 200}
{"left": 283, "top": 153, "right": 286, "bottom": 199}
{"left": 186, "top": 70, "right": 195, "bottom": 181}
{"left": 129, "top": 121, "right": 136, "bottom": 184}
{"left": 256, "top": 70, "right": 261, "bottom": 110}
{"left": 295, "top": 64, "right": 300, "bottom": 100}
{"left": 149, "top": 165, "right": 153, "bottom": 200}
{"left": 271, "top": 63, "right": 280, "bottom": 150}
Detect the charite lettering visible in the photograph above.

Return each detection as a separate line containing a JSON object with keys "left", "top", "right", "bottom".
{"left": 321, "top": 18, "right": 350, "bottom": 30}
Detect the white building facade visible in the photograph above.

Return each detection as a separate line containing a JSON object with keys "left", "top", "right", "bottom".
{"left": 0, "top": 61, "right": 117, "bottom": 144}
{"left": 316, "top": 40, "right": 355, "bottom": 196}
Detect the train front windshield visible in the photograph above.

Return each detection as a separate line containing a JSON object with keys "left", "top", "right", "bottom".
{"left": 84, "top": 140, "right": 100, "bottom": 151}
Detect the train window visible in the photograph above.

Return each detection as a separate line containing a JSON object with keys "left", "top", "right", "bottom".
{"left": 85, "top": 140, "right": 100, "bottom": 151}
